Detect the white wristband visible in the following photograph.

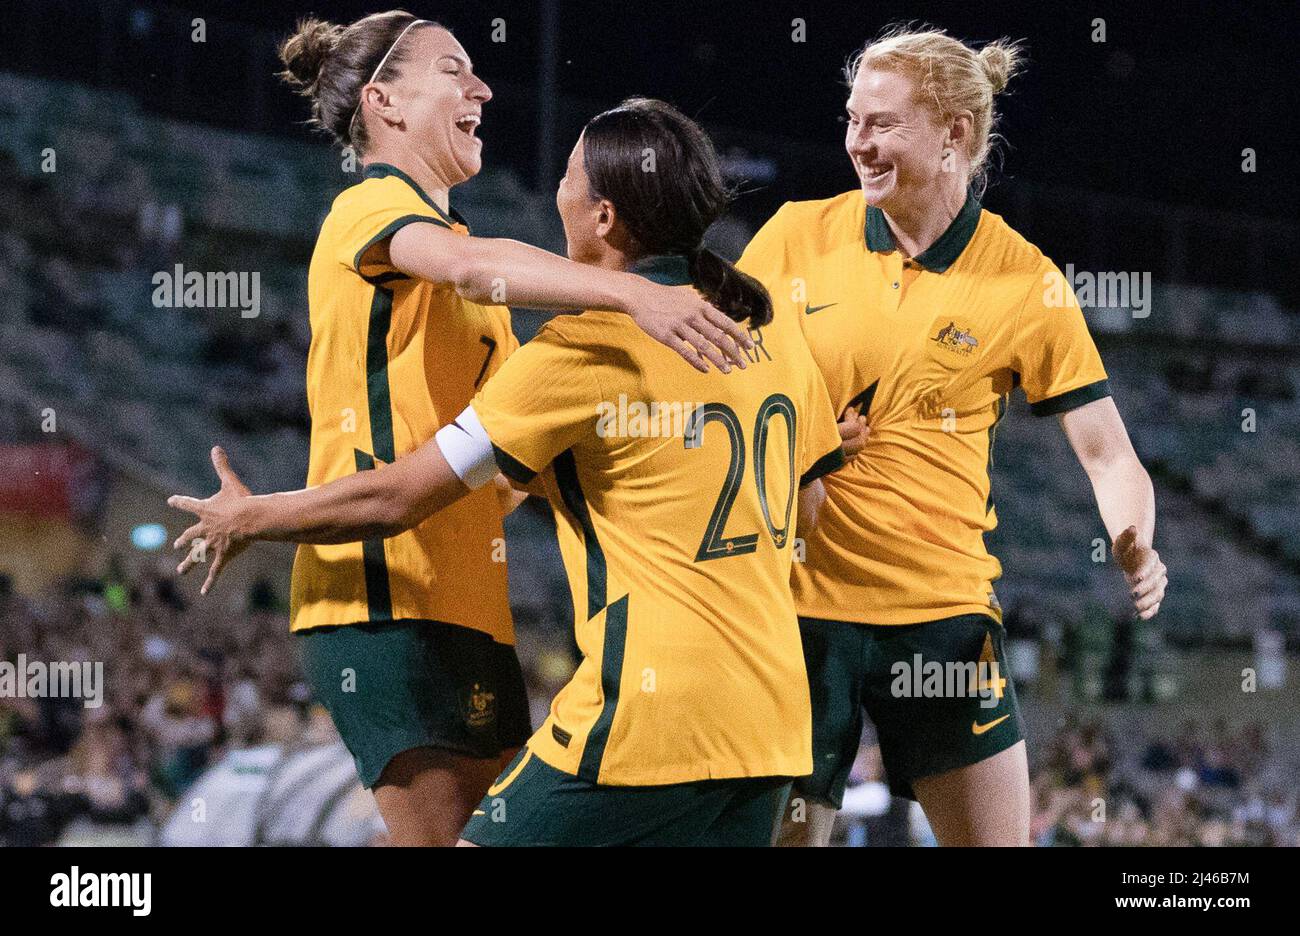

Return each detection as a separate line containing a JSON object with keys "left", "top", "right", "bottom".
{"left": 434, "top": 405, "right": 498, "bottom": 490}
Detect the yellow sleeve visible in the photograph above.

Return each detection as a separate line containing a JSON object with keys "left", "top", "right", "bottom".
{"left": 335, "top": 185, "right": 452, "bottom": 281}
{"left": 471, "top": 321, "right": 602, "bottom": 482}
{"left": 737, "top": 204, "right": 795, "bottom": 300}
{"left": 798, "top": 345, "right": 845, "bottom": 485}
{"left": 1013, "top": 261, "right": 1111, "bottom": 417}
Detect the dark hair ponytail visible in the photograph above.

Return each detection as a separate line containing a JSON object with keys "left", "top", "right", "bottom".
{"left": 582, "top": 98, "right": 772, "bottom": 327}
{"left": 277, "top": 10, "right": 438, "bottom": 155}
{"left": 687, "top": 247, "right": 772, "bottom": 327}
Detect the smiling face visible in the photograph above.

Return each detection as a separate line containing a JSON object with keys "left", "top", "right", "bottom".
{"left": 844, "top": 67, "right": 955, "bottom": 215}
{"left": 364, "top": 26, "right": 492, "bottom": 187}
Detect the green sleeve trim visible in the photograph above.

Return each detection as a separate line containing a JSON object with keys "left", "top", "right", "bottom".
{"left": 351, "top": 213, "right": 451, "bottom": 281}
{"left": 800, "top": 447, "right": 845, "bottom": 486}
{"left": 1029, "top": 378, "right": 1112, "bottom": 417}
{"left": 353, "top": 448, "right": 393, "bottom": 623}
{"left": 491, "top": 443, "right": 539, "bottom": 484}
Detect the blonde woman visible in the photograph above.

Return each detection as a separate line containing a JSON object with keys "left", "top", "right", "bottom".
{"left": 738, "top": 26, "right": 1168, "bottom": 845}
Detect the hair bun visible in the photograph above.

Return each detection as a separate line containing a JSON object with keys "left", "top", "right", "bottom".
{"left": 279, "top": 17, "right": 343, "bottom": 90}
{"left": 978, "top": 40, "right": 1023, "bottom": 94}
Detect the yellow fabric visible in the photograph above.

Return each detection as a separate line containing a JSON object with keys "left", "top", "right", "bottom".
{"left": 738, "top": 191, "right": 1109, "bottom": 626}
{"left": 289, "top": 169, "right": 518, "bottom": 641}
{"left": 472, "top": 285, "right": 843, "bottom": 785}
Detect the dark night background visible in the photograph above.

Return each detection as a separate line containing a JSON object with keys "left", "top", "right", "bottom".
{"left": 5, "top": 0, "right": 1296, "bottom": 303}
{"left": 5, "top": 0, "right": 1296, "bottom": 213}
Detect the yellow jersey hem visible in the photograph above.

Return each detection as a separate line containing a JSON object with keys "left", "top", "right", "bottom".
{"left": 530, "top": 727, "right": 810, "bottom": 786}
{"left": 289, "top": 614, "right": 516, "bottom": 645}
{"left": 793, "top": 602, "right": 1004, "bottom": 627}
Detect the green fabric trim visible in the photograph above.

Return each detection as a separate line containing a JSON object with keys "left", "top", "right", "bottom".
{"left": 800, "top": 447, "right": 846, "bottom": 487}
{"left": 864, "top": 202, "right": 895, "bottom": 252}
{"left": 552, "top": 449, "right": 607, "bottom": 619}
{"left": 550, "top": 445, "right": 630, "bottom": 783}
{"left": 356, "top": 280, "right": 398, "bottom": 622}
{"left": 1029, "top": 378, "right": 1112, "bottom": 417}
{"left": 627, "top": 254, "right": 692, "bottom": 286}
{"left": 864, "top": 188, "right": 982, "bottom": 273}
{"left": 985, "top": 393, "right": 1009, "bottom": 514}
{"left": 366, "top": 285, "right": 397, "bottom": 464}
{"left": 842, "top": 379, "right": 879, "bottom": 421}
{"left": 491, "top": 443, "right": 538, "bottom": 484}
{"left": 362, "top": 162, "right": 460, "bottom": 226}
{"left": 353, "top": 449, "right": 393, "bottom": 622}
{"left": 351, "top": 213, "right": 449, "bottom": 282}
{"left": 577, "top": 594, "right": 628, "bottom": 783}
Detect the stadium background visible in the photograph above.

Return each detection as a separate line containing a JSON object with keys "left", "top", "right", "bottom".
{"left": 0, "top": 0, "right": 1297, "bottom": 845}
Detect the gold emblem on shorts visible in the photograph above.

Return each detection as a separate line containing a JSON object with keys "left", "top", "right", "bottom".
{"left": 464, "top": 683, "right": 497, "bottom": 730}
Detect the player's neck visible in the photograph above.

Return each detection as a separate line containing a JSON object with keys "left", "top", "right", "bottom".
{"left": 880, "top": 176, "right": 968, "bottom": 260}
{"left": 592, "top": 245, "right": 633, "bottom": 273}
{"left": 362, "top": 145, "right": 452, "bottom": 214}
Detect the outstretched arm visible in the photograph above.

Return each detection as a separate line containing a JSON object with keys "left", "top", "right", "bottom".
{"left": 1059, "top": 397, "right": 1167, "bottom": 619}
{"left": 386, "top": 223, "right": 752, "bottom": 374}
{"left": 168, "top": 442, "right": 465, "bottom": 594}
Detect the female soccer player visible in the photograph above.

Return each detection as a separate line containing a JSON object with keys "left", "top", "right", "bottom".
{"left": 169, "top": 98, "right": 847, "bottom": 846}
{"left": 737, "top": 26, "right": 1169, "bottom": 846}
{"left": 266, "top": 11, "right": 752, "bottom": 846}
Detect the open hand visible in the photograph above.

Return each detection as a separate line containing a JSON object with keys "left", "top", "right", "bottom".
{"left": 167, "top": 446, "right": 253, "bottom": 595}
{"left": 628, "top": 281, "right": 754, "bottom": 374}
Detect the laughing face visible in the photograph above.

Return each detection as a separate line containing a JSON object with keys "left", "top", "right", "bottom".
{"left": 844, "top": 66, "right": 954, "bottom": 215}
{"left": 366, "top": 26, "right": 492, "bottom": 187}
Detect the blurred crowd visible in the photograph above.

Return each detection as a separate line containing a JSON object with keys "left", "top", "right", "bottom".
{"left": 0, "top": 564, "right": 303, "bottom": 846}
{"left": 1029, "top": 716, "right": 1298, "bottom": 846}
{"left": 2, "top": 563, "right": 1295, "bottom": 847}
{"left": 836, "top": 715, "right": 1298, "bottom": 847}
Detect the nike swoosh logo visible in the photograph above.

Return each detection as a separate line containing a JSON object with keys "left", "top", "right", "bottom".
{"left": 804, "top": 303, "right": 838, "bottom": 315}
{"left": 971, "top": 714, "right": 1011, "bottom": 736}
{"left": 487, "top": 749, "right": 533, "bottom": 796}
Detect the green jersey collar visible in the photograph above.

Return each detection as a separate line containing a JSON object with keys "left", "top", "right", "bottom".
{"left": 628, "top": 254, "right": 693, "bottom": 286}
{"left": 362, "top": 162, "right": 465, "bottom": 228}
{"left": 864, "top": 188, "right": 981, "bottom": 273}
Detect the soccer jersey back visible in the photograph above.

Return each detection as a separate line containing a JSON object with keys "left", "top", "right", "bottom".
{"left": 472, "top": 256, "right": 844, "bottom": 785}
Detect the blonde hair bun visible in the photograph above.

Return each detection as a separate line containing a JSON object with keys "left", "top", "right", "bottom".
{"left": 978, "top": 40, "right": 1024, "bottom": 95}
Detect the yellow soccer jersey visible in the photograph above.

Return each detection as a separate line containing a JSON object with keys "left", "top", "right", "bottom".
{"left": 290, "top": 163, "right": 518, "bottom": 641}
{"left": 471, "top": 255, "right": 844, "bottom": 786}
{"left": 738, "top": 189, "right": 1109, "bottom": 626}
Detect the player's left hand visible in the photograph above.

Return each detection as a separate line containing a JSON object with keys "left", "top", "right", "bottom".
{"left": 1113, "top": 525, "right": 1167, "bottom": 620}
{"left": 838, "top": 406, "right": 870, "bottom": 460}
{"left": 626, "top": 281, "right": 753, "bottom": 374}
{"left": 167, "top": 446, "right": 253, "bottom": 595}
